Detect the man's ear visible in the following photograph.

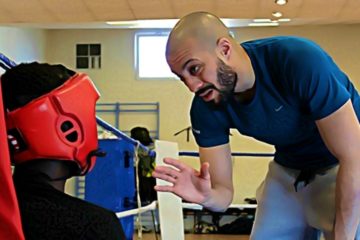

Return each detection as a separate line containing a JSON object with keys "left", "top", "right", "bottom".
{"left": 216, "top": 37, "right": 232, "bottom": 60}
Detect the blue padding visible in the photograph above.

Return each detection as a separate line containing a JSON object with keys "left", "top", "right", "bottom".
{"left": 85, "top": 139, "right": 136, "bottom": 240}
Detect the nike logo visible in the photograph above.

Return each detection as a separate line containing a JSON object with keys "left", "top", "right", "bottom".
{"left": 275, "top": 105, "right": 284, "bottom": 112}
{"left": 192, "top": 128, "right": 201, "bottom": 134}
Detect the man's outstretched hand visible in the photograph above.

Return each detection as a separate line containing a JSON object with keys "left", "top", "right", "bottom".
{"left": 152, "top": 157, "right": 212, "bottom": 205}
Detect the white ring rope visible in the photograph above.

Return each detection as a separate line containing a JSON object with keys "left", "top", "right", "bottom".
{"left": 116, "top": 201, "right": 157, "bottom": 218}
{"left": 134, "top": 140, "right": 143, "bottom": 239}
{"left": 115, "top": 201, "right": 256, "bottom": 219}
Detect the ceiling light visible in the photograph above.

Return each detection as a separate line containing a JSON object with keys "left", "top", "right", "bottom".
{"left": 248, "top": 22, "right": 279, "bottom": 27}
{"left": 220, "top": 18, "right": 253, "bottom": 27}
{"left": 107, "top": 18, "right": 253, "bottom": 28}
{"left": 272, "top": 11, "right": 283, "bottom": 18}
{"left": 275, "top": 0, "right": 288, "bottom": 5}
{"left": 278, "top": 18, "right": 291, "bottom": 22}
{"left": 253, "top": 19, "right": 272, "bottom": 23}
{"left": 106, "top": 17, "right": 285, "bottom": 29}
{"left": 106, "top": 19, "right": 178, "bottom": 28}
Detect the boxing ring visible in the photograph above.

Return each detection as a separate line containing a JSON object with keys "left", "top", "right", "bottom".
{"left": 84, "top": 119, "right": 271, "bottom": 239}
{"left": 0, "top": 53, "right": 274, "bottom": 240}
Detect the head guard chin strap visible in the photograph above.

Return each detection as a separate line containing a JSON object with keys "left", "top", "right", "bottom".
{"left": 6, "top": 73, "right": 100, "bottom": 175}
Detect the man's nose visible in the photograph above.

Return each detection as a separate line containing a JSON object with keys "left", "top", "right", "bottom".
{"left": 185, "top": 77, "right": 203, "bottom": 93}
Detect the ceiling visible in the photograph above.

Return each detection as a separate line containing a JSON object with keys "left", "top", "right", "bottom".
{"left": 0, "top": 0, "right": 360, "bottom": 29}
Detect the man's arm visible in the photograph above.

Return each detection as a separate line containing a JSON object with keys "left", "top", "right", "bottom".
{"left": 199, "top": 143, "right": 234, "bottom": 212}
{"left": 316, "top": 100, "right": 360, "bottom": 240}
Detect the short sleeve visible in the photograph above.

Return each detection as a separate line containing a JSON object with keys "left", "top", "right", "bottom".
{"left": 281, "top": 38, "right": 350, "bottom": 120}
{"left": 190, "top": 96, "right": 230, "bottom": 147}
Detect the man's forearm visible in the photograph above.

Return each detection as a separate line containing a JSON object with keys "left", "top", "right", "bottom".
{"left": 201, "top": 186, "right": 233, "bottom": 212}
{"left": 335, "top": 162, "right": 360, "bottom": 239}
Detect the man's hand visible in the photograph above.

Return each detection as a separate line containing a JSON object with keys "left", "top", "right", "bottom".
{"left": 152, "top": 157, "right": 212, "bottom": 205}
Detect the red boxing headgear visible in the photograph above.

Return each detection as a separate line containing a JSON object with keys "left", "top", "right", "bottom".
{"left": 6, "top": 73, "right": 100, "bottom": 175}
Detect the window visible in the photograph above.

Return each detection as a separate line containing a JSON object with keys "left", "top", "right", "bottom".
{"left": 76, "top": 44, "right": 101, "bottom": 69}
{"left": 135, "top": 32, "right": 176, "bottom": 79}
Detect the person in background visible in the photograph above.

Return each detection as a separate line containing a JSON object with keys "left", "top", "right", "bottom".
{"left": 152, "top": 12, "right": 360, "bottom": 239}
{"left": 131, "top": 126, "right": 157, "bottom": 204}
{"left": 1, "top": 62, "right": 126, "bottom": 240}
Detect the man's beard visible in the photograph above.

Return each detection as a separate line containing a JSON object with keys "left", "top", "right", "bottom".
{"left": 195, "top": 58, "right": 237, "bottom": 105}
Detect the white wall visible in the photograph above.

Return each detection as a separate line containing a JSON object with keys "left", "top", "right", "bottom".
{"left": 0, "top": 27, "right": 46, "bottom": 65}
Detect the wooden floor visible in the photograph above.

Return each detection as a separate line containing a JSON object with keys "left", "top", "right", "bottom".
{"left": 133, "top": 233, "right": 249, "bottom": 240}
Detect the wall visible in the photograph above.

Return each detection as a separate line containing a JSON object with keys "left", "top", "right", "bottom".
{"left": 0, "top": 26, "right": 46, "bottom": 65}
{"left": 46, "top": 24, "right": 360, "bottom": 203}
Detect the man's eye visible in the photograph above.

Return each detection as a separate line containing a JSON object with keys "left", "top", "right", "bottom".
{"left": 189, "top": 65, "right": 200, "bottom": 75}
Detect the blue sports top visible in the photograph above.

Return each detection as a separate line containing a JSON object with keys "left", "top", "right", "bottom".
{"left": 190, "top": 36, "right": 360, "bottom": 170}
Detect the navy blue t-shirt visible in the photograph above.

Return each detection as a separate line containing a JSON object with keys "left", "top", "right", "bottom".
{"left": 190, "top": 36, "right": 360, "bottom": 170}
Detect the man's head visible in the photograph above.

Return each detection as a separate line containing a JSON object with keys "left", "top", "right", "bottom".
{"left": 1, "top": 62, "right": 100, "bottom": 175}
{"left": 166, "top": 12, "right": 240, "bottom": 104}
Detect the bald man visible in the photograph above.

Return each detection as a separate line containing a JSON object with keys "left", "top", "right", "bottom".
{"left": 152, "top": 12, "right": 360, "bottom": 240}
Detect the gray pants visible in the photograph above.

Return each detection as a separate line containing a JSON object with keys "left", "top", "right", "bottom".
{"left": 250, "top": 161, "right": 360, "bottom": 240}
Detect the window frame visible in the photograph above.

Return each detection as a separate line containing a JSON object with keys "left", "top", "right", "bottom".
{"left": 76, "top": 43, "right": 101, "bottom": 70}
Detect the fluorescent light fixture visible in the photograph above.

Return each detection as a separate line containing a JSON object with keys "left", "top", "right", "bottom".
{"left": 272, "top": 11, "right": 283, "bottom": 18}
{"left": 106, "top": 21, "right": 137, "bottom": 25}
{"left": 107, "top": 18, "right": 253, "bottom": 28}
{"left": 278, "top": 18, "right": 291, "bottom": 22}
{"left": 221, "top": 18, "right": 252, "bottom": 27}
{"left": 275, "top": 0, "right": 288, "bottom": 5}
{"left": 106, "top": 19, "right": 178, "bottom": 28}
{"left": 253, "top": 19, "right": 272, "bottom": 23}
{"left": 248, "top": 22, "right": 279, "bottom": 27}
{"left": 106, "top": 17, "right": 285, "bottom": 29}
